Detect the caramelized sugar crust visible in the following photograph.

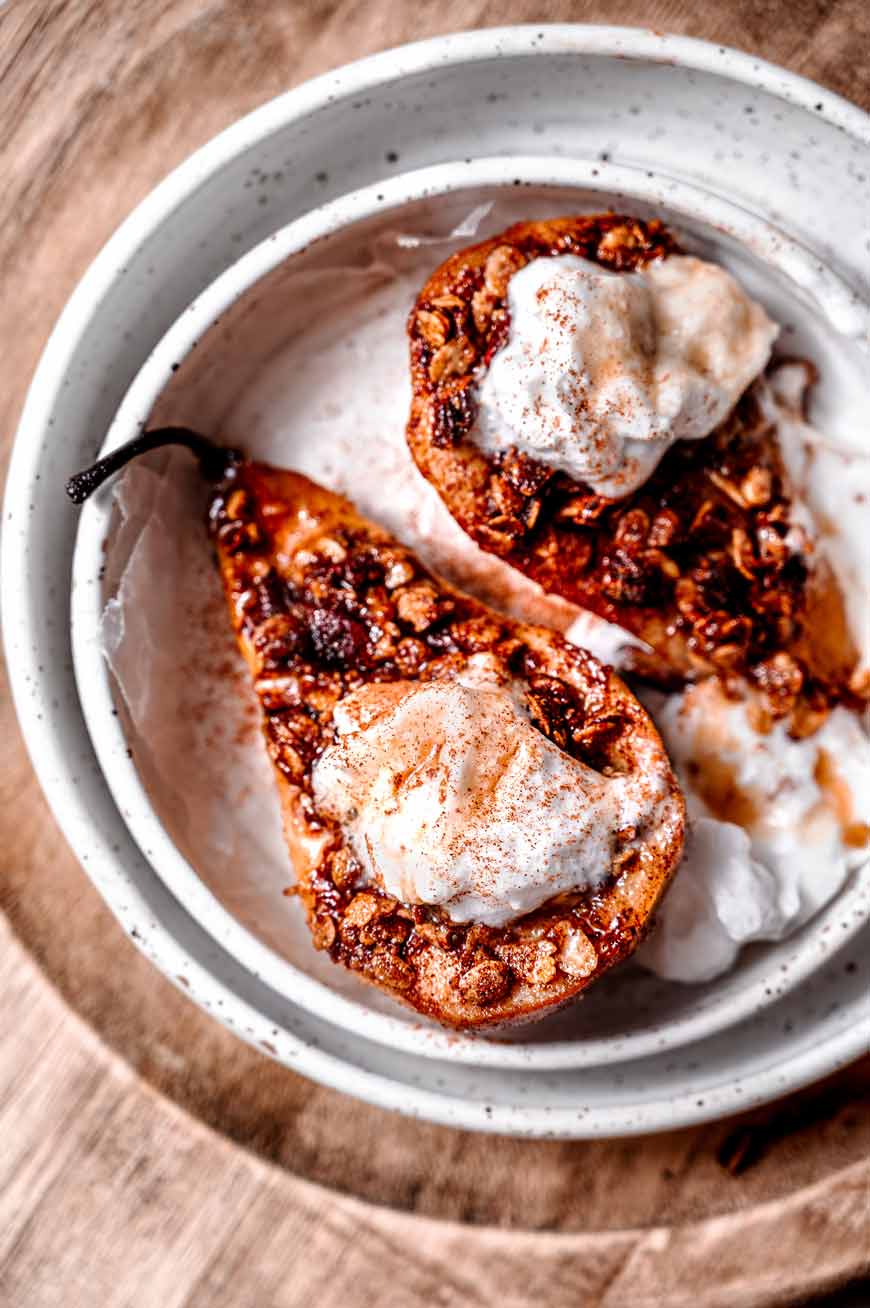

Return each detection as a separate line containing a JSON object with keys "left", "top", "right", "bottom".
{"left": 406, "top": 215, "right": 864, "bottom": 724}
{"left": 210, "top": 465, "right": 684, "bottom": 1030}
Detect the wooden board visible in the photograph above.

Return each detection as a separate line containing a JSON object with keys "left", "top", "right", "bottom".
{"left": 2, "top": 2, "right": 870, "bottom": 1304}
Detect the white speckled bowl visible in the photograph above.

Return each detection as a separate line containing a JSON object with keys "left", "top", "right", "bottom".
{"left": 5, "top": 27, "right": 870, "bottom": 1134}
{"left": 69, "top": 154, "right": 870, "bottom": 1072}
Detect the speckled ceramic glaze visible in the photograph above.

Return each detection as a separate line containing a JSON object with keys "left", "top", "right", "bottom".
{"left": 5, "top": 27, "right": 870, "bottom": 1136}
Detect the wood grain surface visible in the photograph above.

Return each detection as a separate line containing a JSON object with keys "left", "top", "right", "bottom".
{"left": 2, "top": 2, "right": 870, "bottom": 1305}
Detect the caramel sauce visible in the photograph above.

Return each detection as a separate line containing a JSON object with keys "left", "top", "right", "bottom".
{"left": 813, "top": 747, "right": 870, "bottom": 849}
{"left": 686, "top": 753, "right": 761, "bottom": 829}
{"left": 792, "top": 557, "right": 861, "bottom": 691}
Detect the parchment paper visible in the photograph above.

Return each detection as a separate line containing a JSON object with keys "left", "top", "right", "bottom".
{"left": 96, "top": 193, "right": 868, "bottom": 1014}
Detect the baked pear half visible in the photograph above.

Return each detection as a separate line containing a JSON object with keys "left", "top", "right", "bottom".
{"left": 208, "top": 462, "right": 685, "bottom": 1030}
{"left": 406, "top": 214, "right": 862, "bottom": 722}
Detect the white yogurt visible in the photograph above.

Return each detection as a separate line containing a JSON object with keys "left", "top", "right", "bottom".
{"left": 638, "top": 679, "right": 870, "bottom": 982}
{"left": 473, "top": 254, "right": 778, "bottom": 497}
{"left": 311, "top": 653, "right": 667, "bottom": 927}
{"left": 637, "top": 818, "right": 789, "bottom": 984}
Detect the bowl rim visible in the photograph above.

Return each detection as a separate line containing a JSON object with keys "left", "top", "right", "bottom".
{"left": 70, "top": 152, "right": 870, "bottom": 1069}
{"left": 5, "top": 25, "right": 870, "bottom": 1132}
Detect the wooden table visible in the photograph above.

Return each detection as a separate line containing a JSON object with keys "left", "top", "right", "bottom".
{"left": 2, "top": 3, "right": 870, "bottom": 1304}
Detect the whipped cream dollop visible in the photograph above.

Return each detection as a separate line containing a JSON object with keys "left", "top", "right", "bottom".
{"left": 311, "top": 654, "right": 664, "bottom": 927}
{"left": 473, "top": 254, "right": 778, "bottom": 497}
{"left": 638, "top": 679, "right": 870, "bottom": 982}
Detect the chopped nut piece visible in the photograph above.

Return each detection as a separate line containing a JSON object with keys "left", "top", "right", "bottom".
{"left": 754, "top": 587, "right": 794, "bottom": 619}
{"left": 754, "top": 651, "right": 804, "bottom": 716}
{"left": 252, "top": 614, "right": 304, "bottom": 670}
{"left": 490, "top": 476, "right": 525, "bottom": 517}
{"left": 597, "top": 226, "right": 637, "bottom": 256}
{"left": 395, "top": 637, "right": 428, "bottom": 673}
{"left": 396, "top": 581, "right": 444, "bottom": 632}
{"left": 412, "top": 920, "right": 448, "bottom": 947}
{"left": 615, "top": 508, "right": 650, "bottom": 547}
{"left": 689, "top": 498, "right": 718, "bottom": 534}
{"left": 328, "top": 847, "right": 358, "bottom": 889}
{"left": 476, "top": 521, "right": 520, "bottom": 553}
{"left": 533, "top": 534, "right": 562, "bottom": 561}
{"left": 500, "top": 449, "right": 553, "bottom": 497}
{"left": 708, "top": 469, "right": 749, "bottom": 508}
{"left": 458, "top": 958, "right": 512, "bottom": 1006}
{"left": 265, "top": 738, "right": 305, "bottom": 781}
{"left": 710, "top": 642, "right": 745, "bottom": 669}
{"left": 225, "top": 489, "right": 249, "bottom": 520}
{"left": 306, "top": 684, "right": 342, "bottom": 714}
{"left": 382, "top": 555, "right": 415, "bottom": 590}
{"left": 740, "top": 465, "right": 773, "bottom": 507}
{"left": 596, "top": 222, "right": 646, "bottom": 263}
{"left": 311, "top": 916, "right": 336, "bottom": 950}
{"left": 429, "top": 293, "right": 466, "bottom": 311}
{"left": 558, "top": 928, "right": 597, "bottom": 978}
{"left": 343, "top": 893, "right": 380, "bottom": 929}
{"left": 530, "top": 943, "right": 558, "bottom": 986}
{"left": 451, "top": 616, "right": 505, "bottom": 652}
{"left": 557, "top": 494, "right": 610, "bottom": 525}
{"left": 648, "top": 509, "right": 681, "bottom": 548}
{"left": 416, "top": 308, "right": 450, "bottom": 348}
{"left": 429, "top": 335, "right": 476, "bottom": 382}
{"left": 693, "top": 612, "right": 751, "bottom": 657}
{"left": 372, "top": 951, "right": 414, "bottom": 991}
{"left": 316, "top": 536, "right": 347, "bottom": 563}
{"left": 293, "top": 547, "right": 319, "bottom": 570}
{"left": 496, "top": 941, "right": 558, "bottom": 986}
{"left": 600, "top": 548, "right": 652, "bottom": 605}
{"left": 571, "top": 714, "right": 623, "bottom": 752}
{"left": 483, "top": 244, "right": 527, "bottom": 297}
{"left": 730, "top": 527, "right": 756, "bottom": 579}
{"left": 523, "top": 498, "right": 542, "bottom": 532}
{"left": 471, "top": 287, "right": 497, "bottom": 334}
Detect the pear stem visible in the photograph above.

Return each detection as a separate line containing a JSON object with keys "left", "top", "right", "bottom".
{"left": 66, "top": 427, "right": 242, "bottom": 504}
